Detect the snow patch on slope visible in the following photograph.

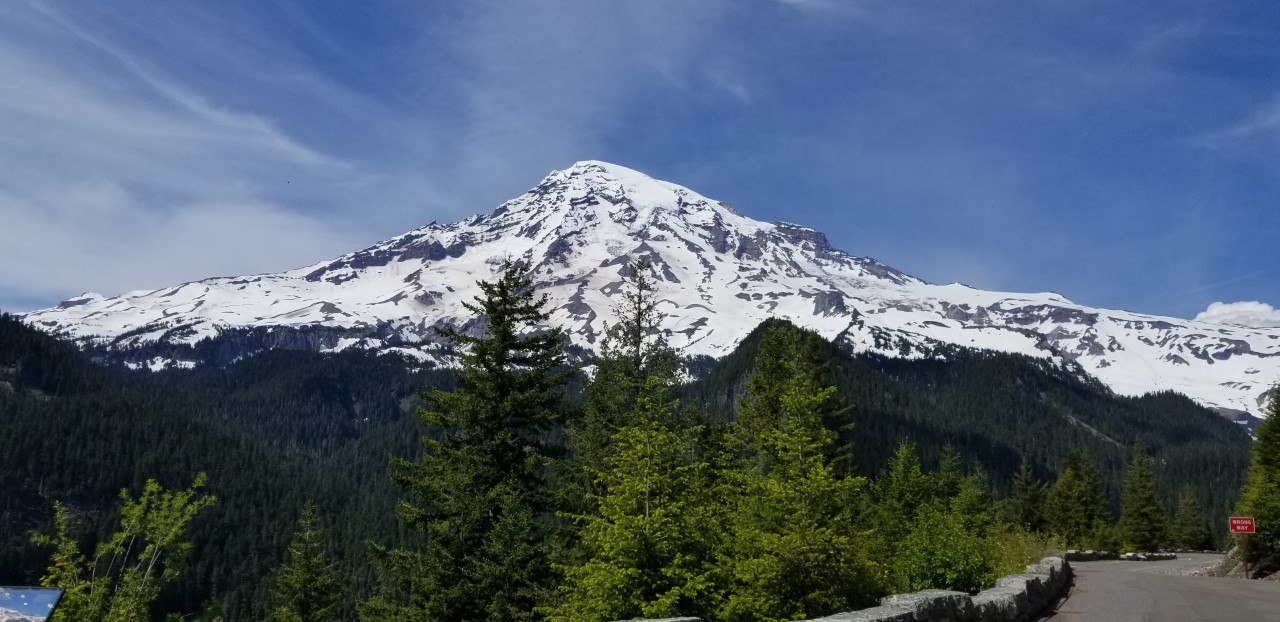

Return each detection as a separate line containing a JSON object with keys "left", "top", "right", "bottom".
{"left": 23, "top": 161, "right": 1280, "bottom": 419}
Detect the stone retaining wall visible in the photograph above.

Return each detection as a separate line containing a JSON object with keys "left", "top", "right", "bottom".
{"left": 1062, "top": 550, "right": 1178, "bottom": 562}
{"left": 617, "top": 619, "right": 700, "bottom": 622}
{"left": 616, "top": 557, "right": 1073, "bottom": 622}
{"left": 1118, "top": 552, "right": 1176, "bottom": 561}
{"left": 804, "top": 556, "right": 1072, "bottom": 622}
{"left": 1062, "top": 550, "right": 1119, "bottom": 561}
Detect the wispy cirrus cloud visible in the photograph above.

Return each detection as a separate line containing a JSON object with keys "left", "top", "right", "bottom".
{"left": 1, "top": 0, "right": 1277, "bottom": 323}
{"left": 0, "top": 1, "right": 757, "bottom": 311}
{"left": 0, "top": 2, "right": 383, "bottom": 310}
{"left": 1222, "top": 96, "right": 1280, "bottom": 142}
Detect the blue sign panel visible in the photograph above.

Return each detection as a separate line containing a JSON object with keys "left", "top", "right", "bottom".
{"left": 0, "top": 587, "right": 64, "bottom": 621}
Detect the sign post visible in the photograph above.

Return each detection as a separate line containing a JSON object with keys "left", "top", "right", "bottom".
{"left": 1230, "top": 517, "right": 1256, "bottom": 579}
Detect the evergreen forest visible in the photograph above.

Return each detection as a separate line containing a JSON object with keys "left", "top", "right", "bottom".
{"left": 0, "top": 262, "right": 1260, "bottom": 621}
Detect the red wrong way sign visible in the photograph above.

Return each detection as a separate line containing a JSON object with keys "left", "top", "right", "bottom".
{"left": 1230, "top": 516, "right": 1256, "bottom": 533}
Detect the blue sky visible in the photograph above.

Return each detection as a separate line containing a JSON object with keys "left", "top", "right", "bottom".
{"left": 1, "top": 0, "right": 1278, "bottom": 323}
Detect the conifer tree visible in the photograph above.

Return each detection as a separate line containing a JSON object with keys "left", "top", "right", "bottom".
{"left": 719, "top": 324, "right": 882, "bottom": 622}
{"left": 1044, "top": 465, "right": 1083, "bottom": 545}
{"left": 549, "top": 377, "right": 718, "bottom": 622}
{"left": 1117, "top": 439, "right": 1167, "bottom": 552}
{"left": 569, "top": 260, "right": 679, "bottom": 504}
{"left": 363, "top": 261, "right": 570, "bottom": 622}
{"left": 1008, "top": 459, "right": 1045, "bottom": 533}
{"left": 936, "top": 444, "right": 965, "bottom": 500}
{"left": 267, "top": 502, "right": 342, "bottom": 622}
{"left": 550, "top": 262, "right": 720, "bottom": 622}
{"left": 1235, "top": 389, "right": 1280, "bottom": 563}
{"left": 1077, "top": 452, "right": 1110, "bottom": 526}
{"left": 950, "top": 467, "right": 996, "bottom": 536}
{"left": 1170, "top": 486, "right": 1210, "bottom": 551}
{"left": 1044, "top": 451, "right": 1104, "bottom": 547}
{"left": 1069, "top": 450, "right": 1117, "bottom": 549}
{"left": 874, "top": 442, "right": 936, "bottom": 550}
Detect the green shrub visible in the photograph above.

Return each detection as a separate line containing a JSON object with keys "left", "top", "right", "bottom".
{"left": 991, "top": 527, "right": 1060, "bottom": 577}
{"left": 894, "top": 506, "right": 997, "bottom": 594}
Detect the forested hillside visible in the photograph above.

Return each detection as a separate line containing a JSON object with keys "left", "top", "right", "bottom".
{"left": 0, "top": 306, "right": 1254, "bottom": 620}
{"left": 0, "top": 315, "right": 450, "bottom": 619}
{"left": 687, "top": 319, "right": 1253, "bottom": 524}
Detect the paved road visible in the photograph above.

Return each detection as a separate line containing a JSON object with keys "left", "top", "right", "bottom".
{"left": 1049, "top": 553, "right": 1280, "bottom": 621}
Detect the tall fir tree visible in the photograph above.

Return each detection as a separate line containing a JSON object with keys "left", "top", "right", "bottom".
{"left": 1043, "top": 450, "right": 1112, "bottom": 547}
{"left": 1044, "top": 460, "right": 1089, "bottom": 546}
{"left": 1235, "top": 388, "right": 1280, "bottom": 565}
{"left": 873, "top": 442, "right": 936, "bottom": 551}
{"left": 550, "top": 261, "right": 721, "bottom": 622}
{"left": 1076, "top": 452, "right": 1111, "bottom": 526}
{"left": 935, "top": 444, "right": 966, "bottom": 501}
{"left": 1169, "top": 486, "right": 1211, "bottom": 551}
{"left": 568, "top": 260, "right": 680, "bottom": 506}
{"left": 267, "top": 502, "right": 342, "bottom": 622}
{"left": 1074, "top": 451, "right": 1117, "bottom": 550}
{"left": 1008, "top": 459, "right": 1045, "bottom": 533}
{"left": 549, "top": 379, "right": 718, "bottom": 622}
{"left": 950, "top": 467, "right": 996, "bottom": 536}
{"left": 362, "top": 261, "right": 570, "bottom": 622}
{"left": 719, "top": 323, "right": 883, "bottom": 622}
{"left": 1117, "top": 438, "right": 1167, "bottom": 552}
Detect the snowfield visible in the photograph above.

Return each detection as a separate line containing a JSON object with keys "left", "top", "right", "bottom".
{"left": 24, "top": 161, "right": 1280, "bottom": 419}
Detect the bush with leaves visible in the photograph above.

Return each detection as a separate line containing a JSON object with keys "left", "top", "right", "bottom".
{"left": 894, "top": 504, "right": 996, "bottom": 595}
{"left": 890, "top": 455, "right": 1020, "bottom": 595}
{"left": 34, "top": 474, "right": 215, "bottom": 622}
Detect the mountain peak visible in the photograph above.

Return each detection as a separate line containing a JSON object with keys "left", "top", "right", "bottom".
{"left": 22, "top": 162, "right": 1280, "bottom": 421}
{"left": 542, "top": 160, "right": 654, "bottom": 190}
{"left": 563, "top": 159, "right": 641, "bottom": 176}
{"left": 530, "top": 160, "right": 707, "bottom": 210}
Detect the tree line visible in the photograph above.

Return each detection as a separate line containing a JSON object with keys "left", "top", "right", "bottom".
{"left": 262, "top": 262, "right": 1254, "bottom": 622}
{"left": 1, "top": 258, "right": 1261, "bottom": 621}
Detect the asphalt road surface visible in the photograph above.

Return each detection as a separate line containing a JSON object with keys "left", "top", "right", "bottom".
{"left": 1048, "top": 553, "right": 1280, "bottom": 621}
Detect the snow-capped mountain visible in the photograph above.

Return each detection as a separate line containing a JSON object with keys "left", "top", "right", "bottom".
{"left": 23, "top": 161, "right": 1280, "bottom": 419}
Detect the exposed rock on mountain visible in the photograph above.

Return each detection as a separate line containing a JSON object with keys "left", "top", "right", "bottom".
{"left": 23, "top": 161, "right": 1280, "bottom": 418}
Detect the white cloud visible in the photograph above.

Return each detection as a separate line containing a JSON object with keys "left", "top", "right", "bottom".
{"left": 1228, "top": 97, "right": 1280, "bottom": 141}
{"left": 0, "top": 1, "right": 753, "bottom": 313}
{"left": 0, "top": 181, "right": 355, "bottom": 310}
{"left": 1194, "top": 301, "right": 1280, "bottom": 328}
{"left": 0, "top": 3, "right": 386, "bottom": 310}
{"left": 1199, "top": 95, "right": 1280, "bottom": 152}
{"left": 773, "top": 0, "right": 863, "bottom": 15}
{"left": 438, "top": 0, "right": 737, "bottom": 194}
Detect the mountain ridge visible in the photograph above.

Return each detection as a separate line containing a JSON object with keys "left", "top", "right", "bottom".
{"left": 22, "top": 161, "right": 1280, "bottom": 419}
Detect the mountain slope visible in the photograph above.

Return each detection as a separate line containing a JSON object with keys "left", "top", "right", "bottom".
{"left": 683, "top": 318, "right": 1252, "bottom": 530}
{"left": 23, "top": 161, "right": 1280, "bottom": 418}
{"left": 0, "top": 314, "right": 442, "bottom": 621}
{"left": 3, "top": 310, "right": 1253, "bottom": 620}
